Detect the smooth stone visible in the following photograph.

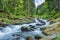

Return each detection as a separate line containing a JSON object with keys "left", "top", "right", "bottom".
{"left": 26, "top": 36, "right": 33, "bottom": 40}
{"left": 21, "top": 26, "right": 29, "bottom": 32}
{"left": 35, "top": 34, "right": 42, "bottom": 39}
{"left": 29, "top": 25, "right": 35, "bottom": 31}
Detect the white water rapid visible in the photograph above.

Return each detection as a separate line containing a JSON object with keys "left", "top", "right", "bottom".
{"left": 0, "top": 18, "right": 50, "bottom": 40}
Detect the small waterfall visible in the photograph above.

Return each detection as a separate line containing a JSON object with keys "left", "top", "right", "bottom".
{"left": 34, "top": 0, "right": 45, "bottom": 15}
{"left": 34, "top": 0, "right": 45, "bottom": 8}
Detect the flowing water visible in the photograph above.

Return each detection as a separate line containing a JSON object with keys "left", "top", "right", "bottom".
{"left": 0, "top": 18, "right": 50, "bottom": 40}
{"left": 34, "top": 0, "right": 45, "bottom": 8}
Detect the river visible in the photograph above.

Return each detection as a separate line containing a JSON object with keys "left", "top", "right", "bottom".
{"left": 0, "top": 18, "right": 50, "bottom": 40}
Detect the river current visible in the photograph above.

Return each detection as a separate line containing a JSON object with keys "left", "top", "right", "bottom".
{"left": 0, "top": 18, "right": 50, "bottom": 40}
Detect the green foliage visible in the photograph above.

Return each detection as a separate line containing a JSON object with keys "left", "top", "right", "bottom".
{"left": 37, "top": 0, "right": 60, "bottom": 19}
{"left": 54, "top": 36, "right": 60, "bottom": 40}
{"left": 2, "top": 18, "right": 11, "bottom": 23}
{"left": 0, "top": 0, "right": 60, "bottom": 23}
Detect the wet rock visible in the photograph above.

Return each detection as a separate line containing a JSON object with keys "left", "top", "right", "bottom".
{"left": 15, "top": 37, "right": 20, "bottom": 40}
{"left": 36, "top": 24, "right": 40, "bottom": 26}
{"left": 38, "top": 19, "right": 46, "bottom": 25}
{"left": 26, "top": 36, "right": 33, "bottom": 40}
{"left": 29, "top": 25, "right": 35, "bottom": 31}
{"left": 36, "top": 23, "right": 44, "bottom": 26}
{"left": 2, "top": 24, "right": 10, "bottom": 27}
{"left": 21, "top": 26, "right": 29, "bottom": 32}
{"left": 50, "top": 21, "right": 56, "bottom": 25}
{"left": 35, "top": 34, "right": 42, "bottom": 40}
{"left": 43, "top": 22, "right": 60, "bottom": 34}
{"left": 12, "top": 33, "right": 20, "bottom": 38}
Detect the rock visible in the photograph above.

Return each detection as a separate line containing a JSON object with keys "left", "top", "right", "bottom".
{"left": 35, "top": 34, "right": 42, "bottom": 40}
{"left": 21, "top": 26, "right": 29, "bottom": 32}
{"left": 13, "top": 23, "right": 20, "bottom": 25}
{"left": 12, "top": 34, "right": 20, "bottom": 37}
{"left": 38, "top": 19, "right": 46, "bottom": 25}
{"left": 0, "top": 22, "right": 10, "bottom": 27}
{"left": 50, "top": 20, "right": 56, "bottom": 25}
{"left": 43, "top": 22, "right": 60, "bottom": 34}
{"left": 12, "top": 32, "right": 20, "bottom": 38}
{"left": 36, "top": 24, "right": 40, "bottom": 26}
{"left": 40, "top": 28, "right": 46, "bottom": 31}
{"left": 42, "top": 32, "right": 48, "bottom": 36}
{"left": 26, "top": 36, "right": 33, "bottom": 40}
{"left": 15, "top": 37, "right": 20, "bottom": 40}
{"left": 29, "top": 25, "right": 35, "bottom": 31}
{"left": 36, "top": 23, "right": 45, "bottom": 26}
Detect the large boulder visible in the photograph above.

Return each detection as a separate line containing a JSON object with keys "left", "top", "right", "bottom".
{"left": 34, "top": 34, "right": 42, "bottom": 40}
{"left": 21, "top": 26, "right": 29, "bottom": 32}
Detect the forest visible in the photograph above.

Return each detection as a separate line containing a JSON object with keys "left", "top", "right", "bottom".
{"left": 0, "top": 0, "right": 60, "bottom": 40}
{"left": 0, "top": 0, "right": 60, "bottom": 24}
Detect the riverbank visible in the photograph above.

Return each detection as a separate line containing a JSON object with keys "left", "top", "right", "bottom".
{"left": 0, "top": 18, "right": 34, "bottom": 26}
{"left": 0, "top": 15, "right": 60, "bottom": 27}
